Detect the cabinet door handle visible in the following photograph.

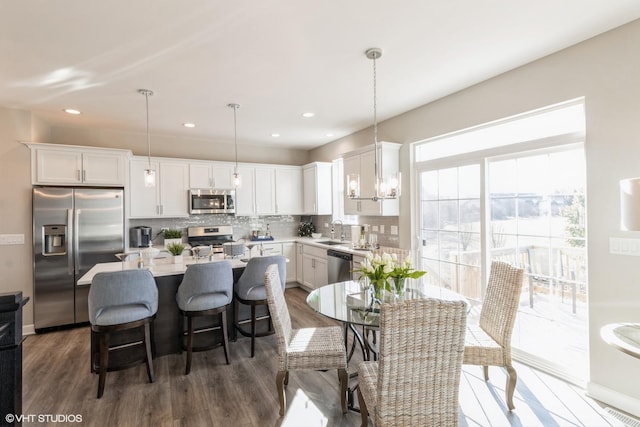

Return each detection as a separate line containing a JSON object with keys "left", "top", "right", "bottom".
{"left": 82, "top": 170, "right": 86, "bottom": 182}
{"left": 76, "top": 169, "right": 81, "bottom": 181}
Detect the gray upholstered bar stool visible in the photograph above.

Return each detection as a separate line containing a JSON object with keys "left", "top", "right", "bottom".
{"left": 234, "top": 255, "right": 286, "bottom": 357}
{"left": 88, "top": 269, "right": 158, "bottom": 399}
{"left": 176, "top": 261, "right": 233, "bottom": 374}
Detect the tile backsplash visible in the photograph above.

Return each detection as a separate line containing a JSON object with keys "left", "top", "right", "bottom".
{"left": 130, "top": 215, "right": 300, "bottom": 246}
{"left": 129, "top": 214, "right": 400, "bottom": 248}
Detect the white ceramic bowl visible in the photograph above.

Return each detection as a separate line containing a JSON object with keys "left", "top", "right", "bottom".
{"left": 311, "top": 233, "right": 322, "bottom": 239}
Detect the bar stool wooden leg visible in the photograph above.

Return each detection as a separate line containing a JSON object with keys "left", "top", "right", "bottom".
{"left": 97, "top": 331, "right": 110, "bottom": 399}
{"left": 185, "top": 316, "right": 194, "bottom": 375}
{"left": 143, "top": 321, "right": 155, "bottom": 383}
{"left": 221, "top": 310, "right": 230, "bottom": 364}
{"left": 250, "top": 304, "right": 257, "bottom": 358}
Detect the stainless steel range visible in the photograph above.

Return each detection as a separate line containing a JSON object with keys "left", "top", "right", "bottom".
{"left": 187, "top": 226, "right": 234, "bottom": 253}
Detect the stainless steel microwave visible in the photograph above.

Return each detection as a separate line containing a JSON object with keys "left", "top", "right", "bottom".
{"left": 189, "top": 189, "right": 235, "bottom": 214}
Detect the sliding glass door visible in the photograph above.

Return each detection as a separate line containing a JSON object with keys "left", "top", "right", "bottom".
{"left": 417, "top": 146, "right": 587, "bottom": 382}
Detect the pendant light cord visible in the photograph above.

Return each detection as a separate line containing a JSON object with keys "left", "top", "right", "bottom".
{"left": 138, "top": 89, "right": 154, "bottom": 170}
{"left": 372, "top": 51, "right": 380, "bottom": 192}
{"left": 233, "top": 105, "right": 238, "bottom": 175}
{"left": 145, "top": 92, "right": 151, "bottom": 169}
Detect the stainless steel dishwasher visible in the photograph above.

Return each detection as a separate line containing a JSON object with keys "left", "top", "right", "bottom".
{"left": 327, "top": 249, "right": 353, "bottom": 283}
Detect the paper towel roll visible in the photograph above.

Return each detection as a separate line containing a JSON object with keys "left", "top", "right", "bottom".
{"left": 351, "top": 225, "right": 361, "bottom": 245}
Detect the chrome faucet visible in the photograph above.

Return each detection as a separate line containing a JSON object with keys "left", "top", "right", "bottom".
{"left": 332, "top": 220, "right": 345, "bottom": 241}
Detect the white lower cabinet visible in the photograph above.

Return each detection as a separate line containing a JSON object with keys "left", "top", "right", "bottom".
{"left": 352, "top": 254, "right": 366, "bottom": 281}
{"left": 282, "top": 242, "right": 296, "bottom": 283}
{"left": 296, "top": 243, "right": 304, "bottom": 284}
{"left": 244, "top": 241, "right": 297, "bottom": 284}
{"left": 301, "top": 244, "right": 328, "bottom": 290}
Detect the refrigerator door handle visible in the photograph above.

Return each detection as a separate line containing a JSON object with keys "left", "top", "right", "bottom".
{"left": 67, "top": 209, "right": 74, "bottom": 276}
{"left": 74, "top": 209, "right": 81, "bottom": 275}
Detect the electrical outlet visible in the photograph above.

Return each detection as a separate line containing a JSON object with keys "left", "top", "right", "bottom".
{"left": 372, "top": 225, "right": 379, "bottom": 232}
{"left": 324, "top": 223, "right": 329, "bottom": 228}
{"left": 390, "top": 225, "right": 398, "bottom": 235}
{"left": 161, "top": 227, "right": 168, "bottom": 232}
{"left": 379, "top": 225, "right": 385, "bottom": 234}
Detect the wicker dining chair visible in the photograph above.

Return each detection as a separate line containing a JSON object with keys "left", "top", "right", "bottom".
{"left": 463, "top": 260, "right": 524, "bottom": 411}
{"left": 357, "top": 298, "right": 468, "bottom": 427}
{"left": 263, "top": 264, "right": 348, "bottom": 416}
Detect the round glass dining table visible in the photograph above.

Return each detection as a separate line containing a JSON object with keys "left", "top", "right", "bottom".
{"left": 306, "top": 279, "right": 467, "bottom": 329}
{"left": 306, "top": 280, "right": 467, "bottom": 362}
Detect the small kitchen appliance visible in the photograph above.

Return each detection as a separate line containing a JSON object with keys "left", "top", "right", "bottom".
{"left": 130, "top": 226, "right": 152, "bottom": 248}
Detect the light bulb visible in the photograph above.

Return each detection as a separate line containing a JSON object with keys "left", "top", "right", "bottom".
{"left": 233, "top": 172, "right": 241, "bottom": 188}
{"left": 144, "top": 169, "right": 156, "bottom": 187}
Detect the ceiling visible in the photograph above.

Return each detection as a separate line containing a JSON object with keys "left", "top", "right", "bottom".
{"left": 2, "top": 1, "right": 640, "bottom": 150}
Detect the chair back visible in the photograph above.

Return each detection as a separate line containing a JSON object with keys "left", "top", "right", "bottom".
{"left": 236, "top": 255, "right": 286, "bottom": 298}
{"left": 89, "top": 269, "right": 158, "bottom": 325}
{"left": 176, "top": 261, "right": 233, "bottom": 311}
{"left": 479, "top": 261, "right": 524, "bottom": 348}
{"left": 376, "top": 298, "right": 468, "bottom": 426}
{"left": 263, "top": 264, "right": 292, "bottom": 366}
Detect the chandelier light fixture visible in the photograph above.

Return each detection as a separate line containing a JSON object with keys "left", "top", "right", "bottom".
{"left": 139, "top": 89, "right": 155, "bottom": 187}
{"left": 228, "top": 103, "right": 241, "bottom": 187}
{"left": 347, "top": 47, "right": 401, "bottom": 202}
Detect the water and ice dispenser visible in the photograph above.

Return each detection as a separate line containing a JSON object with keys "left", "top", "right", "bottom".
{"left": 43, "top": 225, "right": 67, "bottom": 256}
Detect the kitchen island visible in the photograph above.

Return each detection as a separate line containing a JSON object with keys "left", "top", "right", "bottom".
{"left": 78, "top": 256, "right": 247, "bottom": 370}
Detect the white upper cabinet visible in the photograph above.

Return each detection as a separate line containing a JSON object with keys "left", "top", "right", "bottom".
{"left": 189, "top": 161, "right": 234, "bottom": 189}
{"left": 234, "top": 165, "right": 256, "bottom": 216}
{"left": 342, "top": 142, "right": 401, "bottom": 216}
{"left": 275, "top": 167, "right": 303, "bottom": 215}
{"left": 302, "top": 162, "right": 332, "bottom": 215}
{"left": 129, "top": 157, "right": 189, "bottom": 218}
{"left": 254, "top": 166, "right": 276, "bottom": 215}
{"left": 26, "top": 143, "right": 128, "bottom": 186}
{"left": 235, "top": 164, "right": 303, "bottom": 216}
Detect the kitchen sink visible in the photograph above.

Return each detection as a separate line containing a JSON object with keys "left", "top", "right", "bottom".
{"left": 317, "top": 241, "right": 346, "bottom": 246}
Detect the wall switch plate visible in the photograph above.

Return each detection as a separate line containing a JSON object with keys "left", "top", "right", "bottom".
{"left": 372, "top": 225, "right": 379, "bottom": 232}
{"left": 610, "top": 237, "right": 640, "bottom": 256}
{"left": 390, "top": 225, "right": 398, "bottom": 235}
{"left": 0, "top": 234, "right": 25, "bottom": 245}
{"left": 324, "top": 223, "right": 329, "bottom": 228}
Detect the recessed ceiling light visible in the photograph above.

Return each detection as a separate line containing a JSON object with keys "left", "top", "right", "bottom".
{"left": 183, "top": 123, "right": 195, "bottom": 128}
{"left": 271, "top": 133, "right": 280, "bottom": 138}
{"left": 301, "top": 112, "right": 315, "bottom": 118}
{"left": 64, "top": 108, "right": 80, "bottom": 115}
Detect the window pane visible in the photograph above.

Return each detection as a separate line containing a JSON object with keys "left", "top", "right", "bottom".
{"left": 421, "top": 201, "right": 438, "bottom": 229}
{"left": 438, "top": 168, "right": 458, "bottom": 199}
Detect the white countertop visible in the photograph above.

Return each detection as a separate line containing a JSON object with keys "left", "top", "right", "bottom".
{"left": 77, "top": 255, "right": 247, "bottom": 286}
{"left": 78, "top": 237, "right": 384, "bottom": 286}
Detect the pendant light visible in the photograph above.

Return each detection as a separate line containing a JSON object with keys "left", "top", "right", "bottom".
{"left": 347, "top": 48, "right": 401, "bottom": 201}
{"left": 228, "top": 103, "right": 241, "bottom": 187}
{"left": 139, "top": 89, "right": 155, "bottom": 187}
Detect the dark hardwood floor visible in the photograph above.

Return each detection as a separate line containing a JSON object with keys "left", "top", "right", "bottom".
{"left": 22, "top": 287, "right": 627, "bottom": 426}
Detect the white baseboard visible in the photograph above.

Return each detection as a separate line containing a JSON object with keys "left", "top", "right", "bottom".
{"left": 23, "top": 323, "right": 35, "bottom": 336}
{"left": 587, "top": 381, "right": 640, "bottom": 419}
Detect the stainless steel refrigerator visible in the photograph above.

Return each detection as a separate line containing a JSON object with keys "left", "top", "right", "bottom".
{"left": 33, "top": 187, "right": 124, "bottom": 331}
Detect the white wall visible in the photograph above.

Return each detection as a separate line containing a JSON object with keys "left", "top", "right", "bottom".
{"left": 49, "top": 125, "right": 310, "bottom": 165}
{"left": 310, "top": 18, "right": 640, "bottom": 415}
{"left": 0, "top": 109, "right": 40, "bottom": 330}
